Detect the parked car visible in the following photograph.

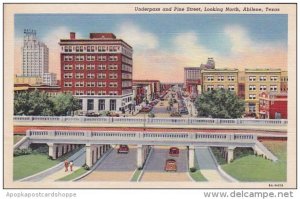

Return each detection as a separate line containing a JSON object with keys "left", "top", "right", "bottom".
{"left": 85, "top": 112, "right": 98, "bottom": 117}
{"left": 165, "top": 159, "right": 177, "bottom": 172}
{"left": 169, "top": 147, "right": 179, "bottom": 157}
{"left": 170, "top": 112, "right": 182, "bottom": 117}
{"left": 108, "top": 112, "right": 120, "bottom": 117}
{"left": 140, "top": 107, "right": 152, "bottom": 112}
{"left": 118, "top": 145, "right": 129, "bottom": 154}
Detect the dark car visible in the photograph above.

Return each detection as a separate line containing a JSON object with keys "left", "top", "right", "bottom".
{"left": 169, "top": 147, "right": 179, "bottom": 157}
{"left": 117, "top": 145, "right": 129, "bottom": 154}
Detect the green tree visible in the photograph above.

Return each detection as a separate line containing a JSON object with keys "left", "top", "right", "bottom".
{"left": 51, "top": 93, "right": 81, "bottom": 116}
{"left": 195, "top": 89, "right": 245, "bottom": 119}
{"left": 14, "top": 90, "right": 54, "bottom": 116}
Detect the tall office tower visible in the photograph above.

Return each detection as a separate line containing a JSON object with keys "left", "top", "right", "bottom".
{"left": 21, "top": 29, "right": 49, "bottom": 77}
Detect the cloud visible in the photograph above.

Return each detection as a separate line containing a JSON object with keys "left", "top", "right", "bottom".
{"left": 117, "top": 22, "right": 158, "bottom": 50}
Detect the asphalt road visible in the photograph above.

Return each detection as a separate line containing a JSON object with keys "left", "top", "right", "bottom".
{"left": 80, "top": 146, "right": 137, "bottom": 181}
{"left": 140, "top": 146, "right": 191, "bottom": 181}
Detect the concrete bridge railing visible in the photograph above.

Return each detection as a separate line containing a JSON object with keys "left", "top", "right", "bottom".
{"left": 14, "top": 116, "right": 288, "bottom": 126}
{"left": 26, "top": 130, "right": 258, "bottom": 145}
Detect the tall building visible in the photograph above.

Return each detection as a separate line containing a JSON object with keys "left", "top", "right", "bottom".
{"left": 201, "top": 68, "right": 239, "bottom": 95}
{"left": 42, "top": 73, "right": 57, "bottom": 86}
{"left": 244, "top": 69, "right": 282, "bottom": 116}
{"left": 59, "top": 32, "right": 133, "bottom": 113}
{"left": 184, "top": 67, "right": 201, "bottom": 95}
{"left": 21, "top": 29, "right": 49, "bottom": 77}
{"left": 280, "top": 71, "right": 288, "bottom": 92}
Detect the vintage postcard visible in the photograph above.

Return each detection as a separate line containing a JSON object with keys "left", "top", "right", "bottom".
{"left": 3, "top": 3, "right": 296, "bottom": 189}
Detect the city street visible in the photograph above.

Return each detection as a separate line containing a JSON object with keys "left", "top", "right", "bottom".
{"left": 81, "top": 145, "right": 137, "bottom": 181}
{"left": 140, "top": 146, "right": 191, "bottom": 181}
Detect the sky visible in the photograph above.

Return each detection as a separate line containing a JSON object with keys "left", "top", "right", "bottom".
{"left": 14, "top": 14, "right": 288, "bottom": 82}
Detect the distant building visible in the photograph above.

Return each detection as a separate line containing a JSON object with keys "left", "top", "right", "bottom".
{"left": 14, "top": 84, "right": 61, "bottom": 96}
{"left": 14, "top": 75, "right": 43, "bottom": 86}
{"left": 200, "top": 57, "right": 215, "bottom": 70}
{"left": 184, "top": 67, "right": 201, "bottom": 95}
{"left": 59, "top": 32, "right": 133, "bottom": 113}
{"left": 21, "top": 29, "right": 49, "bottom": 77}
{"left": 244, "top": 69, "right": 282, "bottom": 116}
{"left": 259, "top": 92, "right": 287, "bottom": 119}
{"left": 280, "top": 71, "right": 288, "bottom": 92}
{"left": 42, "top": 73, "right": 57, "bottom": 86}
{"left": 201, "top": 68, "right": 239, "bottom": 95}
{"left": 132, "top": 80, "right": 161, "bottom": 104}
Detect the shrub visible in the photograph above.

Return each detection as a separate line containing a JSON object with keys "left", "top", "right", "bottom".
{"left": 190, "top": 167, "right": 196, "bottom": 172}
{"left": 13, "top": 148, "right": 32, "bottom": 157}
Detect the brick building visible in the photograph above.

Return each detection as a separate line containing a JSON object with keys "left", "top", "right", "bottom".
{"left": 259, "top": 92, "right": 287, "bottom": 119}
{"left": 59, "top": 32, "right": 133, "bottom": 113}
{"left": 184, "top": 67, "right": 201, "bottom": 95}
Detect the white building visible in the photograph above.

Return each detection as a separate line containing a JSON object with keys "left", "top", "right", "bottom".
{"left": 21, "top": 29, "right": 49, "bottom": 77}
{"left": 42, "top": 73, "right": 57, "bottom": 86}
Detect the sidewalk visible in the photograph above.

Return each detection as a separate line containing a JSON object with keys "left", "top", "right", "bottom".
{"left": 195, "top": 147, "right": 228, "bottom": 182}
{"left": 43, "top": 149, "right": 86, "bottom": 181}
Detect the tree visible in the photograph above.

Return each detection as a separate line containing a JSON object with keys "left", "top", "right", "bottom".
{"left": 51, "top": 93, "right": 81, "bottom": 116}
{"left": 195, "top": 89, "right": 245, "bottom": 119}
{"left": 14, "top": 90, "right": 54, "bottom": 116}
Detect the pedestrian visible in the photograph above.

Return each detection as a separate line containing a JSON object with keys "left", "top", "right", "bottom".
{"left": 69, "top": 160, "right": 74, "bottom": 172}
{"left": 64, "top": 160, "right": 69, "bottom": 172}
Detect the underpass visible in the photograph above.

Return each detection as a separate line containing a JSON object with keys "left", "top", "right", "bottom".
{"left": 141, "top": 146, "right": 191, "bottom": 181}
{"left": 80, "top": 145, "right": 137, "bottom": 181}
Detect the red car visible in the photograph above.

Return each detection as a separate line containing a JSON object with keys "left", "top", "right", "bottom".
{"left": 117, "top": 145, "right": 129, "bottom": 154}
{"left": 165, "top": 159, "right": 177, "bottom": 172}
{"left": 169, "top": 147, "right": 179, "bottom": 157}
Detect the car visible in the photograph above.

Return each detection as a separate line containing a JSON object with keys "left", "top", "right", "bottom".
{"left": 165, "top": 159, "right": 177, "bottom": 172}
{"left": 169, "top": 147, "right": 179, "bottom": 157}
{"left": 117, "top": 145, "right": 129, "bottom": 154}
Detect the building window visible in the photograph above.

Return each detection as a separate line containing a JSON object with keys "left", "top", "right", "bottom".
{"left": 98, "top": 99, "right": 105, "bottom": 111}
{"left": 109, "top": 82, "right": 118, "bottom": 88}
{"left": 228, "top": 76, "right": 235, "bottom": 81}
{"left": 249, "top": 94, "right": 256, "bottom": 100}
{"left": 97, "top": 82, "right": 106, "bottom": 87}
{"left": 63, "top": 64, "right": 73, "bottom": 70}
{"left": 270, "top": 76, "right": 278, "bottom": 81}
{"left": 108, "top": 64, "right": 118, "bottom": 70}
{"left": 98, "top": 91, "right": 106, "bottom": 95}
{"left": 86, "top": 82, "right": 95, "bottom": 87}
{"left": 206, "top": 76, "right": 214, "bottom": 81}
{"left": 75, "top": 90, "right": 84, "bottom": 95}
{"left": 87, "top": 55, "right": 95, "bottom": 61}
{"left": 259, "top": 76, "right": 267, "bottom": 81}
{"left": 87, "top": 91, "right": 95, "bottom": 96}
{"left": 64, "top": 82, "right": 72, "bottom": 87}
{"left": 87, "top": 64, "right": 95, "bottom": 70}
{"left": 64, "top": 46, "right": 72, "bottom": 52}
{"left": 87, "top": 73, "right": 95, "bottom": 79}
{"left": 98, "top": 46, "right": 106, "bottom": 52}
{"left": 75, "top": 81, "right": 84, "bottom": 87}
{"left": 98, "top": 65, "right": 106, "bottom": 70}
{"left": 76, "top": 46, "right": 83, "bottom": 52}
{"left": 87, "top": 46, "right": 95, "bottom": 52}
{"left": 75, "top": 73, "right": 84, "bottom": 79}
{"left": 64, "top": 73, "right": 73, "bottom": 79}
{"left": 217, "top": 76, "right": 224, "bottom": 81}
{"left": 110, "top": 99, "right": 116, "bottom": 111}
{"left": 98, "top": 55, "right": 106, "bottom": 61}
{"left": 87, "top": 99, "right": 94, "bottom": 110}
{"left": 75, "top": 64, "right": 84, "bottom": 70}
{"left": 78, "top": 99, "right": 83, "bottom": 109}
{"left": 109, "top": 73, "right": 118, "bottom": 79}
{"left": 64, "top": 55, "right": 73, "bottom": 61}
{"left": 97, "top": 73, "right": 106, "bottom": 79}
{"left": 109, "top": 91, "right": 118, "bottom": 96}
{"left": 249, "top": 85, "right": 256, "bottom": 91}
{"left": 207, "top": 85, "right": 214, "bottom": 91}
{"left": 75, "top": 55, "right": 84, "bottom": 61}
{"left": 270, "top": 85, "right": 278, "bottom": 91}
{"left": 109, "top": 55, "right": 118, "bottom": 61}
{"left": 217, "top": 85, "right": 224, "bottom": 89}
{"left": 249, "top": 103, "right": 256, "bottom": 113}
{"left": 260, "top": 85, "right": 267, "bottom": 91}
{"left": 228, "top": 85, "right": 235, "bottom": 91}
{"left": 249, "top": 76, "right": 256, "bottom": 81}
